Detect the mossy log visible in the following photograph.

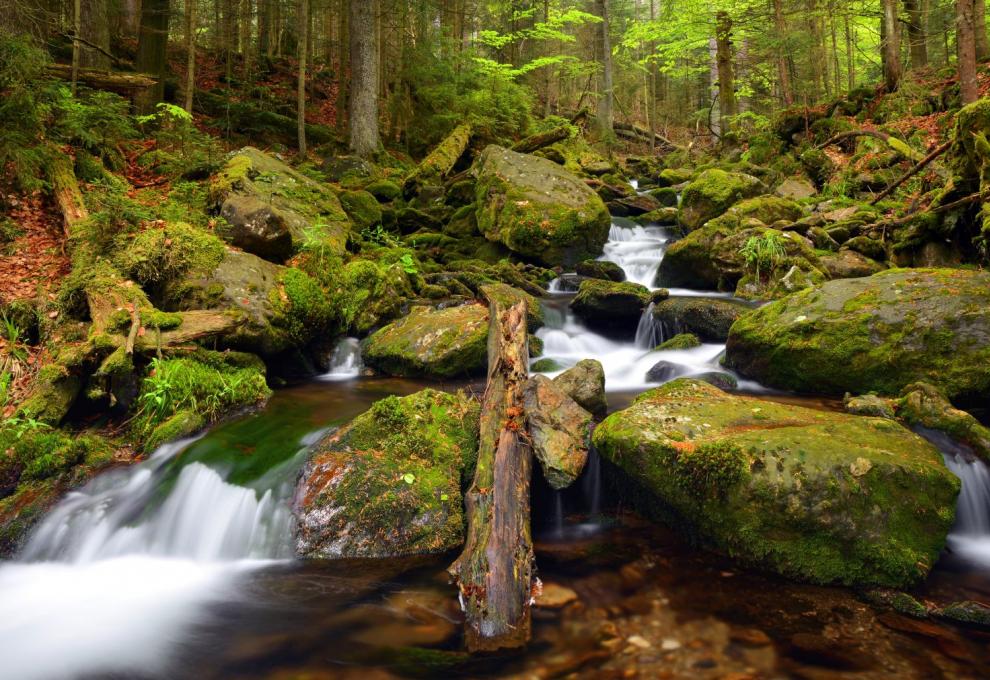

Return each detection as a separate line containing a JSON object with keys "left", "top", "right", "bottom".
{"left": 448, "top": 296, "right": 534, "bottom": 652}
{"left": 46, "top": 64, "right": 157, "bottom": 91}
{"left": 403, "top": 124, "right": 472, "bottom": 198}
{"left": 45, "top": 152, "right": 89, "bottom": 235}
{"left": 610, "top": 121, "right": 685, "bottom": 153}
{"left": 195, "top": 90, "right": 336, "bottom": 145}
{"left": 134, "top": 310, "right": 245, "bottom": 352}
{"left": 511, "top": 125, "right": 572, "bottom": 153}
{"left": 816, "top": 129, "right": 924, "bottom": 162}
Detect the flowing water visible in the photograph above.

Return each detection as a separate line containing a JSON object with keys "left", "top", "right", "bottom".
{"left": 4, "top": 208, "right": 990, "bottom": 677}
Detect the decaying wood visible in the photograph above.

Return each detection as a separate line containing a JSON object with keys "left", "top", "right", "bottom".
{"left": 817, "top": 129, "right": 924, "bottom": 162}
{"left": 403, "top": 124, "right": 472, "bottom": 197}
{"left": 134, "top": 310, "right": 246, "bottom": 353}
{"left": 449, "top": 296, "right": 534, "bottom": 653}
{"left": 45, "top": 152, "right": 89, "bottom": 236}
{"left": 511, "top": 125, "right": 571, "bottom": 154}
{"left": 870, "top": 140, "right": 952, "bottom": 205}
{"left": 610, "top": 120, "right": 685, "bottom": 153}
{"left": 46, "top": 64, "right": 156, "bottom": 90}
{"left": 125, "top": 306, "right": 141, "bottom": 355}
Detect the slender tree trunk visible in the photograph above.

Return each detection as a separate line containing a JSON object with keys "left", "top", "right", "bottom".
{"left": 881, "top": 0, "right": 902, "bottom": 90}
{"left": 337, "top": 0, "right": 349, "bottom": 134}
{"left": 298, "top": 0, "right": 308, "bottom": 155}
{"left": 904, "top": 0, "right": 929, "bottom": 67}
{"left": 348, "top": 0, "right": 379, "bottom": 156}
{"left": 958, "top": 0, "right": 980, "bottom": 103}
{"left": 241, "top": 0, "right": 253, "bottom": 79}
{"left": 845, "top": 13, "right": 856, "bottom": 91}
{"left": 185, "top": 0, "right": 196, "bottom": 113}
{"left": 714, "top": 10, "right": 737, "bottom": 133}
{"left": 976, "top": 0, "right": 990, "bottom": 60}
{"left": 596, "top": 0, "right": 613, "bottom": 133}
{"left": 71, "top": 0, "right": 81, "bottom": 95}
{"left": 773, "top": 0, "right": 794, "bottom": 104}
{"left": 80, "top": 0, "right": 111, "bottom": 69}
{"left": 258, "top": 0, "right": 271, "bottom": 56}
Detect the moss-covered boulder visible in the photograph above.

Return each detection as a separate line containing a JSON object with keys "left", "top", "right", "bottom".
{"left": 651, "top": 297, "right": 746, "bottom": 343}
{"left": 725, "top": 269, "right": 990, "bottom": 402}
{"left": 592, "top": 379, "right": 959, "bottom": 588}
{"left": 293, "top": 389, "right": 480, "bottom": 558}
{"left": 656, "top": 332, "right": 702, "bottom": 350}
{"left": 523, "top": 376, "right": 591, "bottom": 490}
{"left": 570, "top": 279, "right": 650, "bottom": 333}
{"left": 677, "top": 169, "right": 767, "bottom": 231}
{"left": 553, "top": 359, "right": 607, "bottom": 417}
{"left": 363, "top": 303, "right": 489, "bottom": 378}
{"left": 575, "top": 259, "right": 626, "bottom": 282}
{"left": 113, "top": 222, "right": 226, "bottom": 293}
{"left": 339, "top": 189, "right": 383, "bottom": 230}
{"left": 337, "top": 251, "right": 419, "bottom": 335}
{"left": 209, "top": 147, "right": 352, "bottom": 262}
{"left": 473, "top": 146, "right": 611, "bottom": 266}
{"left": 819, "top": 249, "right": 887, "bottom": 279}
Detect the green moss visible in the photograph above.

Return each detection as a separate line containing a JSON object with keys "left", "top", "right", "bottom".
{"left": 479, "top": 282, "right": 543, "bottom": 331}
{"left": 144, "top": 410, "right": 205, "bottom": 451}
{"left": 678, "top": 169, "right": 767, "bottom": 231}
{"left": 269, "top": 267, "right": 334, "bottom": 346}
{"left": 339, "top": 190, "right": 383, "bottom": 229}
{"left": 113, "top": 222, "right": 225, "bottom": 288}
{"left": 365, "top": 179, "right": 402, "bottom": 202}
{"left": 656, "top": 333, "right": 702, "bottom": 350}
{"left": 531, "top": 358, "right": 565, "bottom": 372}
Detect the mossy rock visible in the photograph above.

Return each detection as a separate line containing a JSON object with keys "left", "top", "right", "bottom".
{"left": 144, "top": 410, "right": 205, "bottom": 451}
{"left": 365, "top": 179, "right": 402, "bottom": 202}
{"left": 635, "top": 207, "right": 679, "bottom": 225}
{"left": 473, "top": 145, "right": 611, "bottom": 266}
{"left": 570, "top": 279, "right": 650, "bottom": 333}
{"left": 652, "top": 297, "right": 745, "bottom": 343}
{"left": 339, "top": 190, "right": 383, "bottom": 230}
{"left": 656, "top": 332, "right": 701, "bottom": 350}
{"left": 210, "top": 147, "right": 352, "bottom": 262}
{"left": 819, "top": 249, "right": 887, "bottom": 279}
{"left": 592, "top": 378, "right": 959, "bottom": 588}
{"left": 657, "top": 168, "right": 693, "bottom": 187}
{"left": 575, "top": 259, "right": 626, "bottom": 282}
{"left": 553, "top": 359, "right": 607, "bottom": 417}
{"left": 293, "top": 389, "right": 480, "bottom": 558}
{"left": 340, "top": 252, "right": 418, "bottom": 335}
{"left": 677, "top": 169, "right": 767, "bottom": 231}
{"left": 113, "top": 222, "right": 225, "bottom": 291}
{"left": 647, "top": 187, "right": 680, "bottom": 207}
{"left": 531, "top": 357, "right": 565, "bottom": 373}
{"left": 725, "top": 268, "right": 990, "bottom": 402}
{"left": 363, "top": 303, "right": 489, "bottom": 378}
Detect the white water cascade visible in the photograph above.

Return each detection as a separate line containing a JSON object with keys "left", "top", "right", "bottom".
{"left": 320, "top": 336, "right": 364, "bottom": 381}
{"left": 0, "top": 435, "right": 303, "bottom": 680}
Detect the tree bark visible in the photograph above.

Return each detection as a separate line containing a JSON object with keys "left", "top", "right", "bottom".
{"left": 881, "top": 0, "right": 902, "bottom": 91}
{"left": 904, "top": 0, "right": 929, "bottom": 68}
{"left": 976, "top": 0, "right": 990, "bottom": 60}
{"left": 348, "top": 0, "right": 379, "bottom": 157}
{"left": 297, "top": 0, "right": 308, "bottom": 155}
{"left": 80, "top": 0, "right": 111, "bottom": 70}
{"left": 714, "top": 11, "right": 737, "bottom": 133}
{"left": 71, "top": 0, "right": 82, "bottom": 95}
{"left": 135, "top": 0, "right": 169, "bottom": 113}
{"left": 958, "top": 0, "right": 980, "bottom": 104}
{"left": 449, "top": 297, "right": 533, "bottom": 653}
{"left": 511, "top": 125, "right": 572, "bottom": 153}
{"left": 46, "top": 65, "right": 157, "bottom": 91}
{"left": 45, "top": 152, "right": 89, "bottom": 236}
{"left": 596, "top": 0, "right": 613, "bottom": 134}
{"left": 773, "top": 0, "right": 794, "bottom": 104}
{"left": 403, "top": 123, "right": 471, "bottom": 197}
{"left": 185, "top": 0, "right": 197, "bottom": 113}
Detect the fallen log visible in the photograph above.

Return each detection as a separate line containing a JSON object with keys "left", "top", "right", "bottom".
{"left": 449, "top": 296, "right": 534, "bottom": 652}
{"left": 403, "top": 124, "right": 472, "bottom": 198}
{"left": 610, "top": 121, "right": 685, "bottom": 153}
{"left": 134, "top": 310, "right": 246, "bottom": 353}
{"left": 45, "top": 151, "right": 89, "bottom": 236}
{"left": 817, "top": 129, "right": 924, "bottom": 162}
{"left": 46, "top": 64, "right": 156, "bottom": 90}
{"left": 511, "top": 125, "right": 572, "bottom": 154}
{"left": 870, "top": 140, "right": 952, "bottom": 205}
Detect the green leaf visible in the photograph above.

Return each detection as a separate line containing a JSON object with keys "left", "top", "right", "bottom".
{"left": 403, "top": 473, "right": 416, "bottom": 484}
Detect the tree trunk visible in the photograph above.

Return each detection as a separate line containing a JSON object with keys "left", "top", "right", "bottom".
{"left": 958, "top": 0, "right": 980, "bottom": 103}
{"left": 904, "top": 0, "right": 929, "bottom": 67}
{"left": 845, "top": 13, "right": 856, "bottom": 90}
{"left": 185, "top": 0, "right": 196, "bottom": 113}
{"left": 348, "top": 0, "right": 379, "bottom": 157}
{"left": 714, "top": 11, "right": 736, "bottom": 132}
{"left": 297, "top": 0, "right": 308, "bottom": 155}
{"left": 773, "top": 0, "right": 794, "bottom": 104}
{"left": 46, "top": 64, "right": 157, "bottom": 90}
{"left": 80, "top": 0, "right": 111, "bottom": 70}
{"left": 596, "top": 0, "right": 613, "bottom": 134}
{"left": 135, "top": 0, "right": 169, "bottom": 113}
{"left": 511, "top": 125, "right": 572, "bottom": 153}
{"left": 71, "top": 0, "right": 82, "bottom": 95}
{"left": 881, "top": 0, "right": 902, "bottom": 91}
{"left": 976, "top": 0, "right": 990, "bottom": 60}
{"left": 258, "top": 0, "right": 271, "bottom": 55}
{"left": 403, "top": 123, "right": 471, "bottom": 197}
{"left": 449, "top": 298, "right": 533, "bottom": 653}
{"left": 46, "top": 152, "right": 89, "bottom": 236}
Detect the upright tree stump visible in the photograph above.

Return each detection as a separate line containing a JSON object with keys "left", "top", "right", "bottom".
{"left": 449, "top": 296, "right": 534, "bottom": 652}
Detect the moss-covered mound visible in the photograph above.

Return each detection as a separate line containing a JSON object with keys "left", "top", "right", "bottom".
{"left": 293, "top": 389, "right": 480, "bottom": 558}
{"left": 677, "top": 169, "right": 767, "bottom": 231}
{"left": 363, "top": 303, "right": 489, "bottom": 378}
{"left": 592, "top": 379, "right": 959, "bottom": 588}
{"left": 725, "top": 268, "right": 990, "bottom": 401}
{"left": 473, "top": 145, "right": 611, "bottom": 266}
{"left": 652, "top": 297, "right": 746, "bottom": 343}
{"left": 209, "top": 147, "right": 352, "bottom": 262}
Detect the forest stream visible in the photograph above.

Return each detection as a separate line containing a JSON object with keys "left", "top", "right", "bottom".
{"left": 3, "top": 213, "right": 990, "bottom": 679}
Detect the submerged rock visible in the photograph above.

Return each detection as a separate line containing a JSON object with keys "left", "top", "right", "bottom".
{"left": 677, "top": 169, "right": 767, "bottom": 231}
{"left": 553, "top": 359, "right": 607, "bottom": 417}
{"left": 209, "top": 147, "right": 351, "bottom": 263}
{"left": 655, "top": 333, "right": 701, "bottom": 350}
{"left": 473, "top": 145, "right": 611, "bottom": 266}
{"left": 897, "top": 383, "right": 990, "bottom": 460}
{"left": 523, "top": 376, "right": 592, "bottom": 489}
{"left": 725, "top": 268, "right": 990, "bottom": 402}
{"left": 592, "top": 379, "right": 959, "bottom": 588}
{"left": 651, "top": 297, "right": 745, "bottom": 343}
{"left": 571, "top": 279, "right": 650, "bottom": 333}
{"left": 362, "top": 303, "right": 488, "bottom": 378}
{"left": 293, "top": 389, "right": 479, "bottom": 559}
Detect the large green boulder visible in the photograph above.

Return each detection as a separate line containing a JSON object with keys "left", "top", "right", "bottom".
{"left": 651, "top": 298, "right": 746, "bottom": 343}
{"left": 209, "top": 147, "right": 352, "bottom": 262}
{"left": 293, "top": 390, "right": 480, "bottom": 558}
{"left": 677, "top": 169, "right": 767, "bottom": 231}
{"left": 362, "top": 303, "right": 489, "bottom": 378}
{"left": 725, "top": 268, "right": 990, "bottom": 401}
{"left": 592, "top": 379, "right": 959, "bottom": 588}
{"left": 570, "top": 279, "right": 650, "bottom": 333}
{"left": 473, "top": 145, "right": 611, "bottom": 266}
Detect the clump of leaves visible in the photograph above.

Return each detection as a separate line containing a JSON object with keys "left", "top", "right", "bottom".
{"left": 361, "top": 224, "right": 402, "bottom": 248}
{"left": 739, "top": 232, "right": 787, "bottom": 281}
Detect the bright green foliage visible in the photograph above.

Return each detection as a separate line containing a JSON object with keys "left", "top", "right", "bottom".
{"left": 113, "top": 222, "right": 226, "bottom": 289}
{"left": 739, "top": 231, "right": 787, "bottom": 281}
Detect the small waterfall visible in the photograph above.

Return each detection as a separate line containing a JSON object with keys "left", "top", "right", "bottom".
{"left": 320, "top": 337, "right": 363, "bottom": 381}
{"left": 599, "top": 219, "right": 670, "bottom": 289}
{"left": 552, "top": 491, "right": 564, "bottom": 538}
{"left": 583, "top": 446, "right": 602, "bottom": 519}
{"left": 634, "top": 302, "right": 663, "bottom": 349}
